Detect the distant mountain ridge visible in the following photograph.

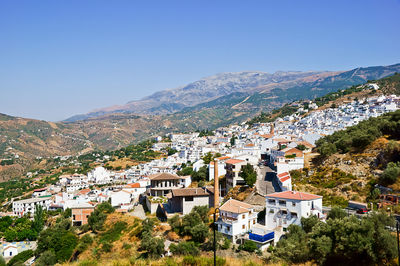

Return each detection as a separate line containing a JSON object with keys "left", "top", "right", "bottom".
{"left": 65, "top": 70, "right": 329, "bottom": 121}
{"left": 65, "top": 63, "right": 400, "bottom": 122}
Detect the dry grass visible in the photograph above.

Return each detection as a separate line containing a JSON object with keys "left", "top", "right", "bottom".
{"left": 104, "top": 158, "right": 138, "bottom": 170}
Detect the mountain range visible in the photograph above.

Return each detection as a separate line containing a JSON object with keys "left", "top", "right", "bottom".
{"left": 1, "top": 62, "right": 400, "bottom": 180}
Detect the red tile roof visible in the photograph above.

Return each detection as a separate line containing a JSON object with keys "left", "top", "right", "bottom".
{"left": 125, "top": 183, "right": 140, "bottom": 188}
{"left": 267, "top": 191, "right": 321, "bottom": 201}
{"left": 216, "top": 156, "right": 231, "bottom": 161}
{"left": 225, "top": 159, "right": 245, "bottom": 165}
{"left": 280, "top": 175, "right": 291, "bottom": 182}
{"left": 260, "top": 134, "right": 274, "bottom": 139}
{"left": 277, "top": 172, "right": 291, "bottom": 182}
{"left": 277, "top": 172, "right": 289, "bottom": 178}
{"left": 77, "top": 188, "right": 91, "bottom": 195}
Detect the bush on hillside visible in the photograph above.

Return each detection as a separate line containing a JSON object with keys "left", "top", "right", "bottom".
{"left": 169, "top": 241, "right": 200, "bottom": 256}
{"left": 7, "top": 250, "right": 33, "bottom": 266}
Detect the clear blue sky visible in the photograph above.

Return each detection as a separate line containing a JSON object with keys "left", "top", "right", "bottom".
{"left": 1, "top": 0, "right": 399, "bottom": 121}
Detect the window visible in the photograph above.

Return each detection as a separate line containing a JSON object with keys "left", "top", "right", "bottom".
{"left": 73, "top": 215, "right": 76, "bottom": 220}
{"left": 291, "top": 212, "right": 298, "bottom": 218}
{"left": 292, "top": 202, "right": 296, "bottom": 206}
{"left": 268, "top": 199, "right": 276, "bottom": 205}
{"left": 242, "top": 214, "right": 245, "bottom": 219}
{"left": 279, "top": 200, "right": 286, "bottom": 206}
{"left": 242, "top": 224, "right": 245, "bottom": 229}
{"left": 269, "top": 209, "right": 274, "bottom": 214}
{"left": 253, "top": 220, "right": 256, "bottom": 224}
{"left": 227, "top": 226, "right": 230, "bottom": 231}
{"left": 185, "top": 196, "right": 193, "bottom": 201}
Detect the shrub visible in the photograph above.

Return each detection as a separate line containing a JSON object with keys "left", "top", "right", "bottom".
{"left": 101, "top": 243, "right": 112, "bottom": 253}
{"left": 379, "top": 162, "right": 400, "bottom": 186}
{"left": 35, "top": 250, "right": 57, "bottom": 266}
{"left": 169, "top": 241, "right": 200, "bottom": 256}
{"left": 100, "top": 221, "right": 127, "bottom": 243}
{"left": 168, "top": 214, "right": 181, "bottom": 233}
{"left": 87, "top": 202, "right": 114, "bottom": 232}
{"left": 7, "top": 250, "right": 33, "bottom": 266}
{"left": 191, "top": 223, "right": 209, "bottom": 243}
{"left": 239, "top": 240, "right": 258, "bottom": 252}
{"left": 221, "top": 237, "right": 231, "bottom": 250}
{"left": 140, "top": 233, "right": 165, "bottom": 258}
{"left": 239, "top": 163, "right": 257, "bottom": 187}
{"left": 122, "top": 243, "right": 132, "bottom": 250}
{"left": 327, "top": 206, "right": 347, "bottom": 220}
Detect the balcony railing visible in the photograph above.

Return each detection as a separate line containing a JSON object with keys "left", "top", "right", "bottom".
{"left": 221, "top": 216, "right": 238, "bottom": 224}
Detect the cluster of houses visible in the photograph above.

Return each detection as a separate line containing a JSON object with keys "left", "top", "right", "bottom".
{"left": 8, "top": 92, "right": 400, "bottom": 253}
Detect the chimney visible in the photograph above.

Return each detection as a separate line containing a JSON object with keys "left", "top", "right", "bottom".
{"left": 214, "top": 158, "right": 219, "bottom": 208}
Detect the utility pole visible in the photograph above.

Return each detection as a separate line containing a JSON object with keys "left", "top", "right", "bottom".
{"left": 397, "top": 221, "right": 400, "bottom": 266}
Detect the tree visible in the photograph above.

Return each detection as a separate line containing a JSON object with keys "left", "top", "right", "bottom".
{"left": 35, "top": 250, "right": 57, "bottom": 266}
{"left": 239, "top": 240, "right": 258, "bottom": 252}
{"left": 182, "top": 212, "right": 202, "bottom": 235}
{"left": 317, "top": 142, "right": 337, "bottom": 158}
{"left": 170, "top": 241, "right": 200, "bottom": 256}
{"left": 177, "top": 166, "right": 193, "bottom": 176}
{"left": 192, "top": 205, "right": 209, "bottom": 223}
{"left": 239, "top": 163, "right": 257, "bottom": 187}
{"left": 327, "top": 206, "right": 347, "bottom": 220}
{"left": 168, "top": 214, "right": 181, "bottom": 233}
{"left": 191, "top": 165, "right": 208, "bottom": 182}
{"left": 88, "top": 202, "right": 114, "bottom": 232}
{"left": 301, "top": 216, "right": 319, "bottom": 233}
{"left": 191, "top": 223, "right": 209, "bottom": 243}
{"left": 230, "top": 135, "right": 237, "bottom": 146}
{"left": 379, "top": 162, "right": 400, "bottom": 186}
{"left": 202, "top": 152, "right": 213, "bottom": 165}
{"left": 7, "top": 250, "right": 34, "bottom": 266}
{"left": 32, "top": 205, "right": 45, "bottom": 233}
{"left": 140, "top": 233, "right": 165, "bottom": 258}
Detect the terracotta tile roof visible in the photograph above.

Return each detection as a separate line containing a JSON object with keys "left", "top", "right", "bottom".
{"left": 277, "top": 172, "right": 291, "bottom": 182}
{"left": 245, "top": 143, "right": 255, "bottom": 147}
{"left": 277, "top": 172, "right": 289, "bottom": 178}
{"left": 216, "top": 156, "right": 231, "bottom": 161}
{"left": 220, "top": 199, "right": 253, "bottom": 214}
{"left": 125, "top": 183, "right": 140, "bottom": 188}
{"left": 260, "top": 134, "right": 274, "bottom": 139}
{"left": 280, "top": 175, "right": 291, "bottom": 182}
{"left": 267, "top": 191, "right": 322, "bottom": 201}
{"left": 172, "top": 188, "right": 209, "bottom": 197}
{"left": 34, "top": 188, "right": 47, "bottom": 192}
{"left": 77, "top": 188, "right": 91, "bottom": 195}
{"left": 273, "top": 138, "right": 291, "bottom": 143}
{"left": 225, "top": 159, "right": 245, "bottom": 165}
{"left": 149, "top": 173, "right": 181, "bottom": 181}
